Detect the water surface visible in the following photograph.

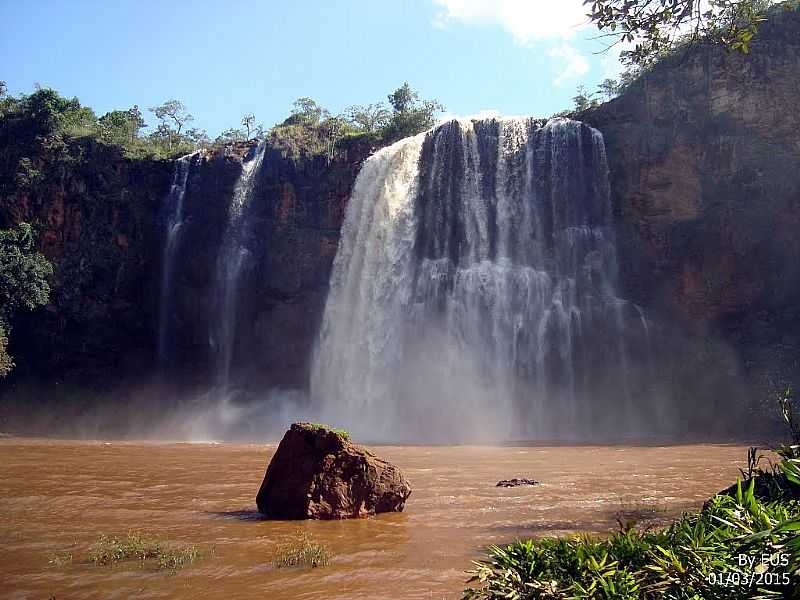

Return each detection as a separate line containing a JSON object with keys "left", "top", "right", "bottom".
{"left": 0, "top": 439, "right": 749, "bottom": 599}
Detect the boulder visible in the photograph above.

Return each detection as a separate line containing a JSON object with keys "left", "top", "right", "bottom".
{"left": 256, "top": 422, "right": 412, "bottom": 519}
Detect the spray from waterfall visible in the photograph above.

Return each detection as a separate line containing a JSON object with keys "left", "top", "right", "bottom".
{"left": 312, "top": 118, "right": 653, "bottom": 442}
{"left": 211, "top": 141, "right": 267, "bottom": 389}
{"left": 157, "top": 153, "right": 195, "bottom": 369}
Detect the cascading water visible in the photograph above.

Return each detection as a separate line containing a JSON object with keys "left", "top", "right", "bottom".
{"left": 312, "top": 118, "right": 651, "bottom": 442}
{"left": 211, "top": 141, "right": 267, "bottom": 389}
{"left": 157, "top": 153, "right": 195, "bottom": 369}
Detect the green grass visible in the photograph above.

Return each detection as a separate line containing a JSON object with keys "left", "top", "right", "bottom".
{"left": 464, "top": 473, "right": 800, "bottom": 599}
{"left": 306, "top": 422, "right": 351, "bottom": 441}
{"left": 87, "top": 532, "right": 211, "bottom": 572}
{"left": 272, "top": 531, "right": 332, "bottom": 569}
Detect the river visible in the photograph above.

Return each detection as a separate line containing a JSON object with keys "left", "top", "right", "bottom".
{"left": 0, "top": 438, "right": 749, "bottom": 599}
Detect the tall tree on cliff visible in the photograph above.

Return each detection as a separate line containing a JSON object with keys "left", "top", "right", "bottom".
{"left": 382, "top": 83, "right": 444, "bottom": 142}
{"left": 0, "top": 223, "right": 52, "bottom": 377}
{"left": 149, "top": 100, "right": 193, "bottom": 150}
{"left": 586, "top": 0, "right": 783, "bottom": 66}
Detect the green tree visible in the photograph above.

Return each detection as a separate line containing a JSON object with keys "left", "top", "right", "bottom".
{"left": 214, "top": 127, "right": 247, "bottom": 145}
{"left": 149, "top": 100, "right": 193, "bottom": 150}
{"left": 383, "top": 83, "right": 444, "bottom": 142}
{"left": 597, "top": 78, "right": 620, "bottom": 100}
{"left": 572, "top": 85, "right": 600, "bottom": 111}
{"left": 283, "top": 97, "right": 329, "bottom": 127}
{"left": 186, "top": 127, "right": 211, "bottom": 148}
{"left": 21, "top": 88, "right": 94, "bottom": 135}
{"left": 585, "top": 0, "right": 780, "bottom": 66}
{"left": 0, "top": 223, "right": 53, "bottom": 377}
{"left": 346, "top": 103, "right": 391, "bottom": 133}
{"left": 98, "top": 109, "right": 140, "bottom": 145}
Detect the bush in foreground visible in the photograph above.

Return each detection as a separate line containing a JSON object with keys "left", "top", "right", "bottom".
{"left": 464, "top": 466, "right": 800, "bottom": 599}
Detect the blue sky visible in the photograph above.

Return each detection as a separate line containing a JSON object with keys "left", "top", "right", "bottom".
{"left": 1, "top": 0, "right": 624, "bottom": 137}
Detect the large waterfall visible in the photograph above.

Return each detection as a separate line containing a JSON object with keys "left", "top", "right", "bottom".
{"left": 211, "top": 141, "right": 267, "bottom": 388}
{"left": 158, "top": 153, "right": 195, "bottom": 369}
{"left": 312, "top": 118, "right": 651, "bottom": 441}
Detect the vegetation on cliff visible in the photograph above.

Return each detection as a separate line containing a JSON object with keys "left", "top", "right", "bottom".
{"left": 586, "top": 0, "right": 796, "bottom": 67}
{"left": 0, "top": 223, "right": 52, "bottom": 377}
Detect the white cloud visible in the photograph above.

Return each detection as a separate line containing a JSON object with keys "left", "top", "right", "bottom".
{"left": 432, "top": 0, "right": 594, "bottom": 85}
{"left": 432, "top": 0, "right": 590, "bottom": 45}
{"left": 548, "top": 43, "right": 590, "bottom": 86}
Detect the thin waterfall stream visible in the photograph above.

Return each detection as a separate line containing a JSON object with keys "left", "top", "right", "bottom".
{"left": 157, "top": 153, "right": 195, "bottom": 369}
{"left": 211, "top": 141, "right": 267, "bottom": 389}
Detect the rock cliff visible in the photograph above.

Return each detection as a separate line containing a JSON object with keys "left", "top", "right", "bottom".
{"left": 583, "top": 6, "right": 800, "bottom": 424}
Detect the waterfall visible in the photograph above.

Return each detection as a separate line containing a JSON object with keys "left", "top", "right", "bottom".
{"left": 312, "top": 118, "right": 651, "bottom": 441}
{"left": 157, "top": 153, "right": 195, "bottom": 369}
{"left": 211, "top": 141, "right": 267, "bottom": 388}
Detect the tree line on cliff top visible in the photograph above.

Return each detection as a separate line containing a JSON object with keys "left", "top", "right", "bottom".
{"left": 0, "top": 79, "right": 444, "bottom": 163}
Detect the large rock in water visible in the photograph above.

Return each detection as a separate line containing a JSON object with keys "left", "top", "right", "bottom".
{"left": 256, "top": 422, "right": 412, "bottom": 519}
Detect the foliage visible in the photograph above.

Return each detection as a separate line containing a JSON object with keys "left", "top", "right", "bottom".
{"left": 346, "top": 102, "right": 391, "bottom": 133}
{"left": 0, "top": 223, "right": 53, "bottom": 377}
{"left": 465, "top": 478, "right": 800, "bottom": 599}
{"left": 585, "top": 0, "right": 784, "bottom": 67}
{"left": 307, "top": 422, "right": 351, "bottom": 440}
{"left": 573, "top": 85, "right": 601, "bottom": 112}
{"left": 466, "top": 391, "right": 800, "bottom": 599}
{"left": 88, "top": 532, "right": 209, "bottom": 571}
{"left": 381, "top": 82, "right": 445, "bottom": 142}
{"left": 272, "top": 531, "right": 332, "bottom": 569}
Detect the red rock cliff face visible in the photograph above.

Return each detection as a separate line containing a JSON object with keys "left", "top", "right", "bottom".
{"left": 0, "top": 137, "right": 172, "bottom": 382}
{"left": 584, "top": 7, "right": 800, "bottom": 419}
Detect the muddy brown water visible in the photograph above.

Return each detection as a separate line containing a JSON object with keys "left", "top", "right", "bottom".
{"left": 0, "top": 439, "right": 750, "bottom": 599}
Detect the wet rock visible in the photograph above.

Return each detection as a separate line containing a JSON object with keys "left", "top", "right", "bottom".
{"left": 256, "top": 422, "right": 412, "bottom": 519}
{"left": 496, "top": 478, "right": 539, "bottom": 488}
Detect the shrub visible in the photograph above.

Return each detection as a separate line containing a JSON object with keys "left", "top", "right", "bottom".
{"left": 464, "top": 478, "right": 800, "bottom": 599}
{"left": 87, "top": 532, "right": 209, "bottom": 572}
{"left": 272, "top": 531, "right": 332, "bottom": 569}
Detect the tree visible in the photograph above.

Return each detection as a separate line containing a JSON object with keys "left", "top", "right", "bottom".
{"left": 214, "top": 127, "right": 246, "bottom": 145}
{"left": 98, "top": 109, "right": 142, "bottom": 145}
{"left": 0, "top": 81, "right": 6, "bottom": 98}
{"left": 241, "top": 113, "right": 256, "bottom": 139}
{"left": 572, "top": 85, "right": 600, "bottom": 112}
{"left": 186, "top": 127, "right": 211, "bottom": 148}
{"left": 585, "top": 0, "right": 779, "bottom": 66}
{"left": 597, "top": 78, "right": 620, "bottom": 100}
{"left": 346, "top": 103, "right": 391, "bottom": 133}
{"left": 382, "top": 83, "right": 444, "bottom": 142}
{"left": 0, "top": 223, "right": 53, "bottom": 377}
{"left": 283, "top": 97, "right": 329, "bottom": 127}
{"left": 21, "top": 88, "right": 91, "bottom": 135}
{"left": 149, "top": 100, "right": 193, "bottom": 150}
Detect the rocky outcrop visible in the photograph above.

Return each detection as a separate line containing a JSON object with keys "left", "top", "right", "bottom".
{"left": 256, "top": 422, "right": 412, "bottom": 519}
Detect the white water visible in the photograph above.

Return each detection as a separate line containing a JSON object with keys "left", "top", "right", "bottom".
{"left": 312, "top": 118, "right": 650, "bottom": 441}
{"left": 157, "top": 153, "right": 194, "bottom": 368}
{"left": 211, "top": 142, "right": 267, "bottom": 388}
